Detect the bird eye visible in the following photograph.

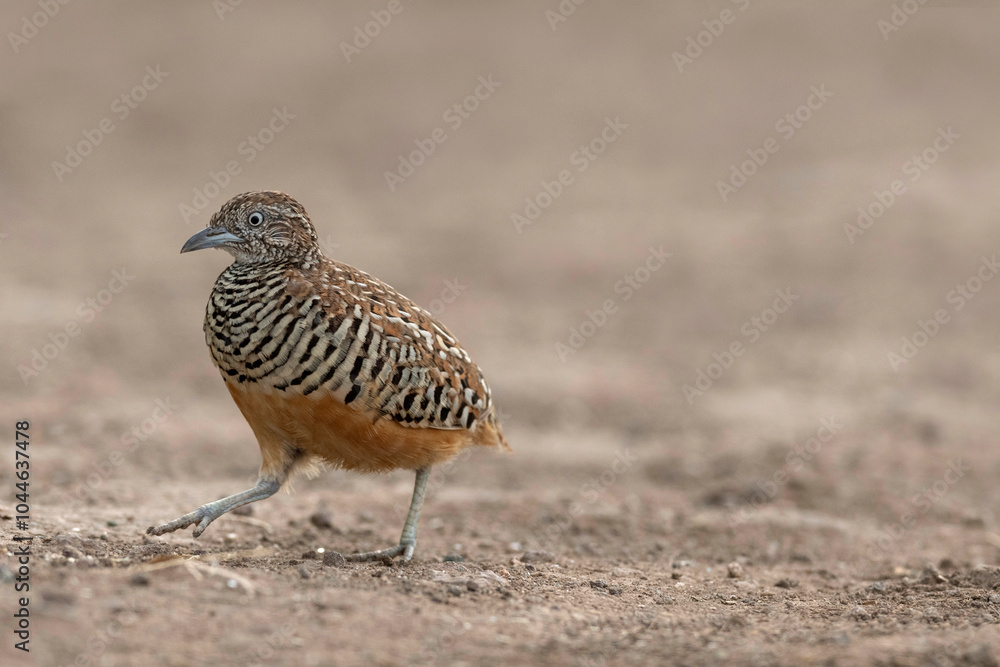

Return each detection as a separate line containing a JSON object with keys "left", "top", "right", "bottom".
{"left": 248, "top": 211, "right": 265, "bottom": 226}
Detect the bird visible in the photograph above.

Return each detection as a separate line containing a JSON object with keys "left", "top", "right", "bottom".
{"left": 147, "top": 191, "right": 509, "bottom": 562}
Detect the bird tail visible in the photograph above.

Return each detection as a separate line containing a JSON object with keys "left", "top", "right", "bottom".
{"left": 480, "top": 411, "right": 512, "bottom": 451}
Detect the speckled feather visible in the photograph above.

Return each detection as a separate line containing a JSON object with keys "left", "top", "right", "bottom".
{"left": 198, "top": 191, "right": 508, "bottom": 474}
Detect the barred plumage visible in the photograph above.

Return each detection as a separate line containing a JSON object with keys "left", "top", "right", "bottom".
{"left": 205, "top": 258, "right": 496, "bottom": 434}
{"left": 148, "top": 191, "right": 508, "bottom": 562}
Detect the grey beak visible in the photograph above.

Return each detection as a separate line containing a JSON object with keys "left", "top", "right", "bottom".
{"left": 181, "top": 227, "right": 245, "bottom": 254}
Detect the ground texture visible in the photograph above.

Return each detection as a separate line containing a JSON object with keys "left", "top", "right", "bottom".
{"left": 2, "top": 2, "right": 1000, "bottom": 665}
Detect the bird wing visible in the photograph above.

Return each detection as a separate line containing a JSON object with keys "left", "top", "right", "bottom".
{"left": 277, "top": 259, "right": 495, "bottom": 432}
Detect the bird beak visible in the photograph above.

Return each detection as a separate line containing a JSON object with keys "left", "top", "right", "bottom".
{"left": 181, "top": 227, "right": 245, "bottom": 254}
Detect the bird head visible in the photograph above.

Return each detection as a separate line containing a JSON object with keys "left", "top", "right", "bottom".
{"left": 181, "top": 191, "right": 321, "bottom": 264}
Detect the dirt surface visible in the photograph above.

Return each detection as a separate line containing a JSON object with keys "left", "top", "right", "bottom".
{"left": 3, "top": 2, "right": 1000, "bottom": 665}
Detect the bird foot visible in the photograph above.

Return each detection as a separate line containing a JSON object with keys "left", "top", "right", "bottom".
{"left": 146, "top": 479, "right": 281, "bottom": 539}
{"left": 146, "top": 505, "right": 219, "bottom": 538}
{"left": 345, "top": 541, "right": 415, "bottom": 563}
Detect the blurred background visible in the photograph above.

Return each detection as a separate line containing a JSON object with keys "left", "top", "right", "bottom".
{"left": 2, "top": 1, "right": 1000, "bottom": 664}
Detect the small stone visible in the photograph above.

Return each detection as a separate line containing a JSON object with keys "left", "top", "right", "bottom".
{"left": 520, "top": 550, "right": 555, "bottom": 563}
{"left": 310, "top": 511, "right": 334, "bottom": 530}
{"left": 508, "top": 542, "right": 523, "bottom": 552}
{"left": 467, "top": 579, "right": 481, "bottom": 592}
{"left": 298, "top": 563, "right": 312, "bottom": 579}
{"left": 447, "top": 585, "right": 464, "bottom": 596}
{"left": 774, "top": 578, "right": 798, "bottom": 589}
{"left": 589, "top": 579, "right": 608, "bottom": 589}
{"left": 443, "top": 554, "right": 465, "bottom": 562}
{"left": 850, "top": 605, "right": 871, "bottom": 621}
{"left": 322, "top": 551, "right": 346, "bottom": 568}
{"left": 129, "top": 573, "right": 150, "bottom": 586}
{"left": 867, "top": 581, "right": 887, "bottom": 594}
{"left": 106, "top": 521, "right": 118, "bottom": 528}
{"left": 920, "top": 563, "right": 946, "bottom": 584}
{"left": 969, "top": 564, "right": 1000, "bottom": 589}
{"left": 727, "top": 562, "right": 744, "bottom": 579}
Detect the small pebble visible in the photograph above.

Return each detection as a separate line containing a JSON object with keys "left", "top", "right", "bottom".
{"left": 129, "top": 573, "right": 150, "bottom": 586}
{"left": 310, "top": 511, "right": 334, "bottom": 530}
{"left": 322, "top": 551, "right": 346, "bottom": 568}
{"left": 520, "top": 550, "right": 555, "bottom": 563}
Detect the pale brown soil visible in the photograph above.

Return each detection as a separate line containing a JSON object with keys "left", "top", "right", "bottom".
{"left": 2, "top": 2, "right": 1000, "bottom": 665}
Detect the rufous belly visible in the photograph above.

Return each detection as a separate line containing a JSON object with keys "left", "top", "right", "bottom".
{"left": 225, "top": 382, "right": 475, "bottom": 476}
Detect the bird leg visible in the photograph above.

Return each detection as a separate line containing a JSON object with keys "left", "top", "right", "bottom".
{"left": 147, "top": 477, "right": 281, "bottom": 538}
{"left": 346, "top": 467, "right": 430, "bottom": 563}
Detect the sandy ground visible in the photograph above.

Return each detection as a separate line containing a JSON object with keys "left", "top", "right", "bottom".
{"left": 2, "top": 1, "right": 1000, "bottom": 665}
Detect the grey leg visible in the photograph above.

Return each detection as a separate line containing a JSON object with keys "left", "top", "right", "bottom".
{"left": 147, "top": 477, "right": 281, "bottom": 538}
{"left": 346, "top": 468, "right": 430, "bottom": 563}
